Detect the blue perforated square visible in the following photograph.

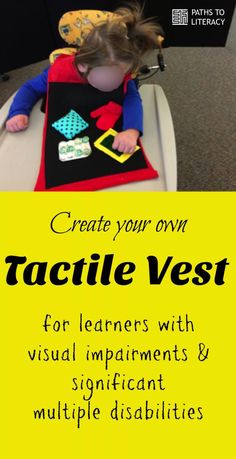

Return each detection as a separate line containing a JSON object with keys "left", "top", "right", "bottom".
{"left": 52, "top": 110, "right": 89, "bottom": 139}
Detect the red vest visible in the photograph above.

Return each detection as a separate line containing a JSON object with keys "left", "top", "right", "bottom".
{"left": 48, "top": 54, "right": 130, "bottom": 89}
{"left": 35, "top": 55, "right": 157, "bottom": 191}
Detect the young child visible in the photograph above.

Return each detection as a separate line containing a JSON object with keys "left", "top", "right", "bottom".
{"left": 6, "top": 4, "right": 163, "bottom": 154}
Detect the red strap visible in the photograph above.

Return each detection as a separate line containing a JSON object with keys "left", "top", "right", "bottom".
{"left": 48, "top": 55, "right": 86, "bottom": 83}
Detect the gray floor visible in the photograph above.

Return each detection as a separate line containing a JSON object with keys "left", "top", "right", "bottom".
{"left": 1, "top": 46, "right": 236, "bottom": 191}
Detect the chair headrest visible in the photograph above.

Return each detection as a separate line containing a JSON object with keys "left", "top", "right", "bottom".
{"left": 59, "top": 10, "right": 121, "bottom": 46}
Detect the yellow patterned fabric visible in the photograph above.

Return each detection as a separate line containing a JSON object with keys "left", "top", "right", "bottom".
{"left": 50, "top": 9, "right": 163, "bottom": 68}
{"left": 49, "top": 47, "right": 77, "bottom": 64}
{"left": 58, "top": 10, "right": 121, "bottom": 47}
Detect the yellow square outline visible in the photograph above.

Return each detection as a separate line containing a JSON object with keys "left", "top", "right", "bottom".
{"left": 94, "top": 128, "right": 140, "bottom": 163}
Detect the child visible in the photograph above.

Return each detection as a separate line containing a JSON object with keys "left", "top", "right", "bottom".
{"left": 6, "top": 4, "right": 163, "bottom": 154}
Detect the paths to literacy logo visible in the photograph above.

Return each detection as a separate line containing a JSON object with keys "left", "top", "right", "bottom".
{"left": 172, "top": 8, "right": 226, "bottom": 26}
{"left": 172, "top": 9, "right": 189, "bottom": 25}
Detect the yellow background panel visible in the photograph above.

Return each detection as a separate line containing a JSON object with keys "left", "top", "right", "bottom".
{"left": 1, "top": 192, "right": 235, "bottom": 458}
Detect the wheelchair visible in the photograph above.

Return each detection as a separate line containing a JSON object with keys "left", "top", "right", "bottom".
{"left": 0, "top": 9, "right": 177, "bottom": 191}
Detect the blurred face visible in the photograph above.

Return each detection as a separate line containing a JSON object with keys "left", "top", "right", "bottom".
{"left": 78, "top": 63, "right": 129, "bottom": 92}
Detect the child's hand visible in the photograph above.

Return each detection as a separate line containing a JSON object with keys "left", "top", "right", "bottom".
{"left": 112, "top": 129, "right": 139, "bottom": 154}
{"left": 6, "top": 115, "right": 29, "bottom": 132}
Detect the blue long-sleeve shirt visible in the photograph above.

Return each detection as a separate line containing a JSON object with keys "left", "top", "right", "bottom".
{"left": 7, "top": 68, "right": 143, "bottom": 134}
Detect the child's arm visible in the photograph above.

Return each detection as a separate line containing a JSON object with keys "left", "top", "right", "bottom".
{"left": 6, "top": 67, "right": 49, "bottom": 132}
{"left": 112, "top": 80, "right": 143, "bottom": 153}
{"left": 123, "top": 80, "right": 143, "bottom": 134}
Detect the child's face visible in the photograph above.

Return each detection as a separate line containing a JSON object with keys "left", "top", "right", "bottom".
{"left": 78, "top": 63, "right": 130, "bottom": 92}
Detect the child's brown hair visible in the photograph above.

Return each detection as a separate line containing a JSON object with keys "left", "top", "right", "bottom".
{"left": 75, "top": 3, "right": 164, "bottom": 73}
